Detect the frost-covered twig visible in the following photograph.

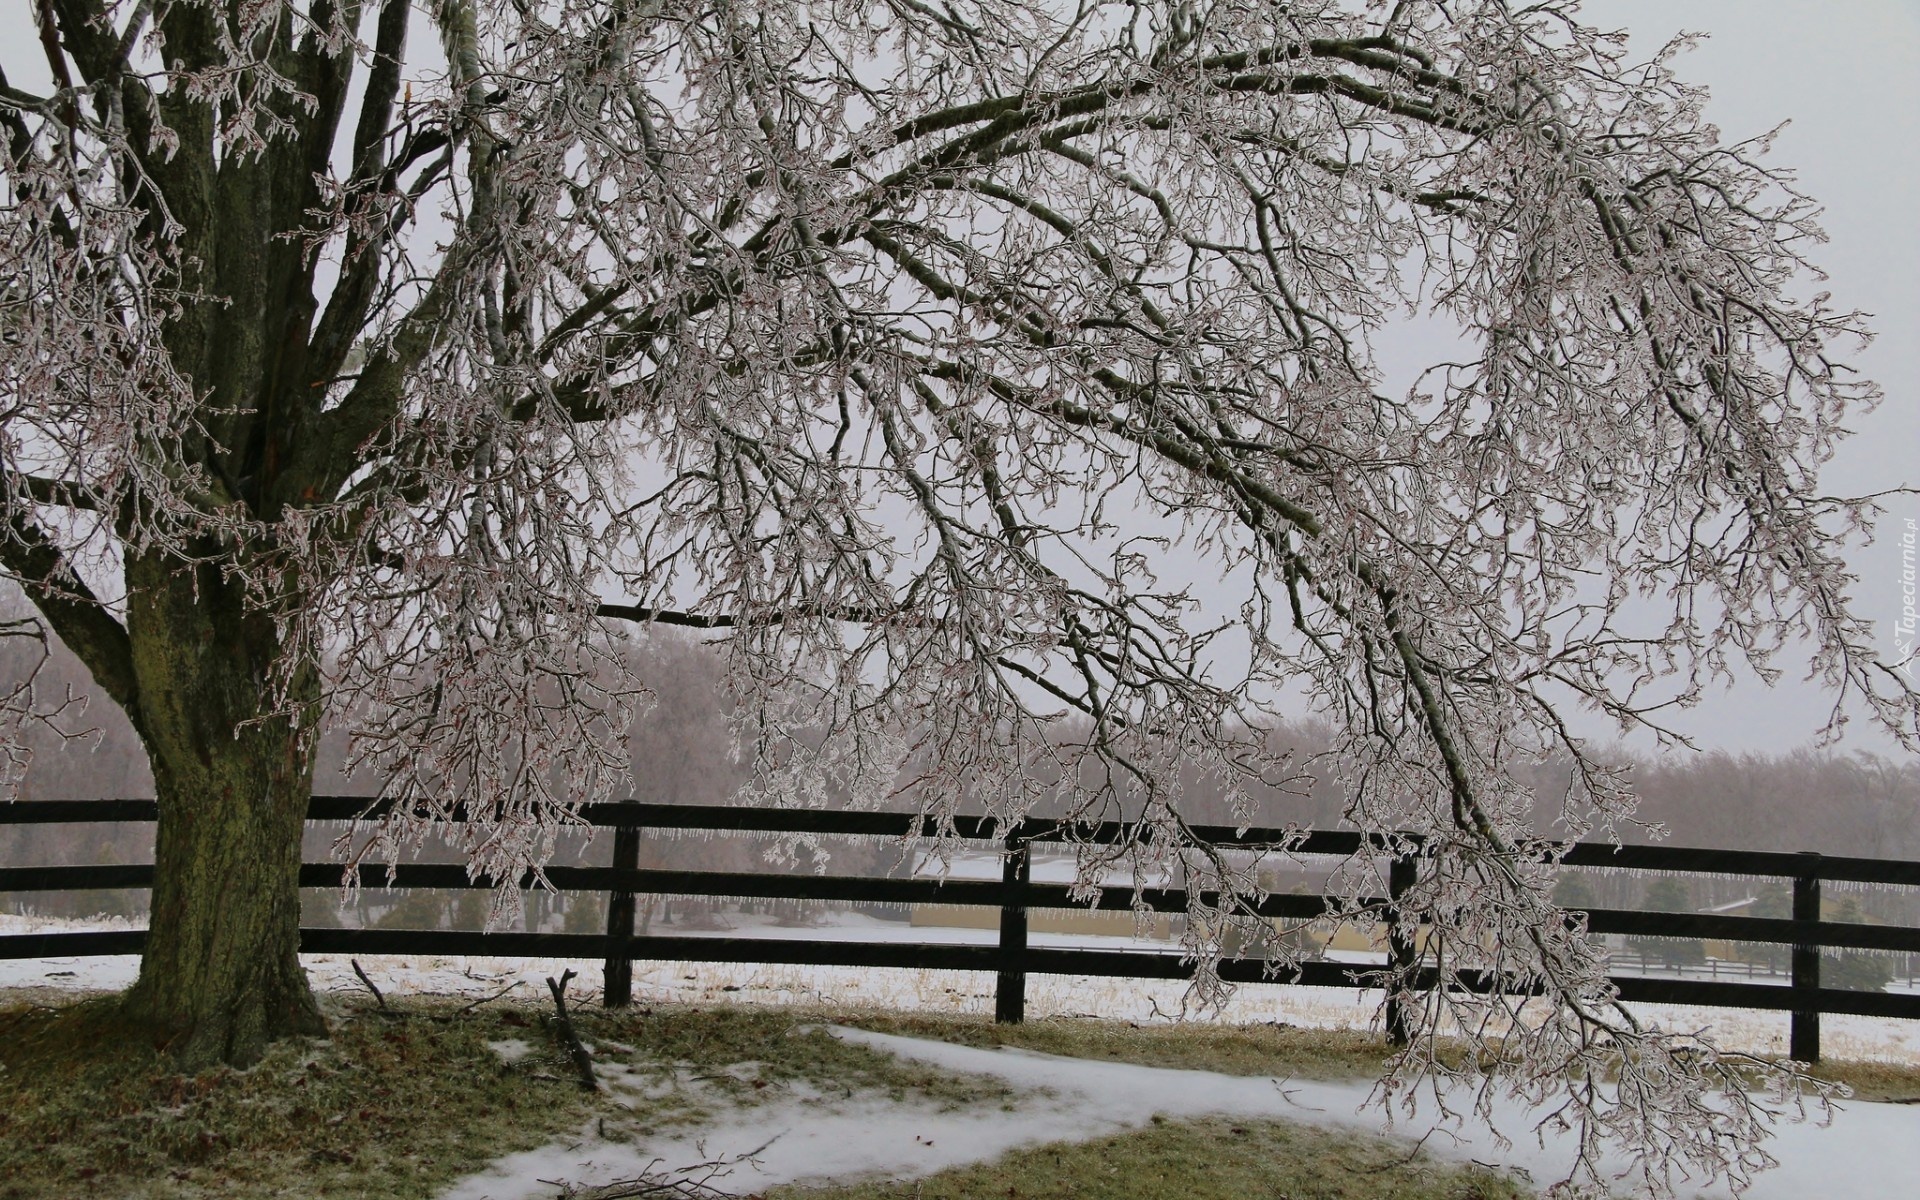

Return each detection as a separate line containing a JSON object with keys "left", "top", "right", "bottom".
{"left": 554, "top": 1137, "right": 781, "bottom": 1198}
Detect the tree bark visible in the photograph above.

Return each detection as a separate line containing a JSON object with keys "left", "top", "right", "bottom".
{"left": 116, "top": 553, "right": 326, "bottom": 1066}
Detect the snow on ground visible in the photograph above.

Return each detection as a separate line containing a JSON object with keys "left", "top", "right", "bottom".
{"left": 5, "top": 911, "right": 1915, "bottom": 1064}
{"left": 7, "top": 912, "right": 1920, "bottom": 1197}
{"left": 439, "top": 1027, "right": 1920, "bottom": 1200}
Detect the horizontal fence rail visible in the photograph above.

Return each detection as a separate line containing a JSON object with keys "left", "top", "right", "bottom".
{"left": 4, "top": 797, "right": 1919, "bottom": 1060}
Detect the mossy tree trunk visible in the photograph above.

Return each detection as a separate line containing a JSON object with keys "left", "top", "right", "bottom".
{"left": 82, "top": 1, "right": 352, "bottom": 1068}
{"left": 116, "top": 553, "right": 326, "bottom": 1066}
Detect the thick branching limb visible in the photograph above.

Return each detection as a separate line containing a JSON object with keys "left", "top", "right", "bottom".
{"left": 0, "top": 510, "right": 145, "bottom": 742}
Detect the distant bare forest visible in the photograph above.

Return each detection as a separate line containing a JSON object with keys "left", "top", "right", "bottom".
{"left": 6, "top": 601, "right": 1919, "bottom": 932}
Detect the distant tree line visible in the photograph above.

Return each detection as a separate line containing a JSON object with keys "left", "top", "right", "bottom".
{"left": 6, "top": 600, "right": 1918, "bottom": 949}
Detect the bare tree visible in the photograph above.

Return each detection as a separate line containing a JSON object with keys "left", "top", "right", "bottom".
{"left": 2, "top": 0, "right": 1911, "bottom": 1190}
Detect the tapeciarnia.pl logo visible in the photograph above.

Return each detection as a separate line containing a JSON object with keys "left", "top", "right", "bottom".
{"left": 1899, "top": 518, "right": 1918, "bottom": 677}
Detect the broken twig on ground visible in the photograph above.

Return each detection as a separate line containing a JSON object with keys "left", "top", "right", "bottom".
{"left": 455, "top": 981, "right": 523, "bottom": 1014}
{"left": 554, "top": 1140, "right": 777, "bottom": 1198}
{"left": 350, "top": 959, "right": 386, "bottom": 1010}
{"left": 546, "top": 969, "right": 597, "bottom": 1091}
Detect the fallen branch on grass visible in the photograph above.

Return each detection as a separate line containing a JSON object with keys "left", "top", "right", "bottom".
{"left": 351, "top": 959, "right": 387, "bottom": 1010}
{"left": 553, "top": 1174, "right": 732, "bottom": 1199}
{"left": 1358, "top": 1126, "right": 1436, "bottom": 1174}
{"left": 455, "top": 981, "right": 523, "bottom": 1014}
{"left": 552, "top": 1139, "right": 780, "bottom": 1198}
{"left": 546, "top": 969, "right": 597, "bottom": 1092}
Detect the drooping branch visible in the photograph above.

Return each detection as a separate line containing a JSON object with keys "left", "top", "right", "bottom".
{"left": 0, "top": 509, "right": 145, "bottom": 741}
{"left": 595, "top": 601, "right": 903, "bottom": 629}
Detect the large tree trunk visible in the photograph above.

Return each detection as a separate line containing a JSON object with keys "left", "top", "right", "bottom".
{"left": 117, "top": 554, "right": 326, "bottom": 1067}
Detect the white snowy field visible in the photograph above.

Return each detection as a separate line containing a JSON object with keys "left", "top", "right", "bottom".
{"left": 5, "top": 910, "right": 1917, "bottom": 1064}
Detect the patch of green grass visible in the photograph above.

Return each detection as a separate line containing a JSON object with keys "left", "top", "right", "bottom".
{"left": 0, "top": 996, "right": 1017, "bottom": 1200}
{"left": 0, "top": 994, "right": 594, "bottom": 1200}
{"left": 841, "top": 1010, "right": 1400, "bottom": 1081}
{"left": 770, "top": 1115, "right": 1533, "bottom": 1200}
{"left": 839, "top": 1010, "right": 1920, "bottom": 1106}
{"left": 564, "top": 1002, "right": 1018, "bottom": 1146}
{"left": 1806, "top": 1057, "right": 1920, "bottom": 1103}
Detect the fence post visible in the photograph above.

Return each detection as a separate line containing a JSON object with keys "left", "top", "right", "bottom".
{"left": 1385, "top": 851, "right": 1417, "bottom": 1047}
{"left": 995, "top": 828, "right": 1031, "bottom": 1024}
{"left": 603, "top": 819, "right": 641, "bottom": 1009}
{"left": 1790, "top": 854, "right": 1822, "bottom": 1063}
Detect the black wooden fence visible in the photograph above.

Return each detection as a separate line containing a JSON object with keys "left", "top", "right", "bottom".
{"left": 4, "top": 797, "right": 1920, "bottom": 1062}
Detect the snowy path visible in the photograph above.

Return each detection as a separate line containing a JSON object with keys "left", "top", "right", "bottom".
{"left": 6, "top": 914, "right": 1920, "bottom": 1198}
{"left": 437, "top": 1026, "right": 1920, "bottom": 1199}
